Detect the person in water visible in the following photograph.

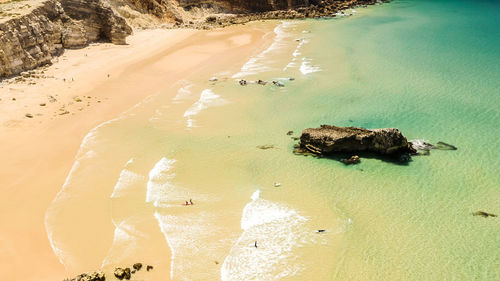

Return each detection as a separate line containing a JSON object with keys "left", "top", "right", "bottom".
{"left": 189, "top": 199, "right": 193, "bottom": 205}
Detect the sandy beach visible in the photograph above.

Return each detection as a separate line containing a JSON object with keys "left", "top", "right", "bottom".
{"left": 0, "top": 23, "right": 273, "bottom": 281}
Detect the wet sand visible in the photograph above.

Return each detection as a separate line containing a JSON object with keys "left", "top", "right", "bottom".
{"left": 0, "top": 23, "right": 273, "bottom": 281}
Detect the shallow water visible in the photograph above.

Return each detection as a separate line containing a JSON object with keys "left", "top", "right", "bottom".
{"left": 46, "top": 1, "right": 499, "bottom": 280}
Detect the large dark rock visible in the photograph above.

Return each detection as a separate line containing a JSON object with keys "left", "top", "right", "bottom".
{"left": 300, "top": 125, "right": 416, "bottom": 156}
{"left": 133, "top": 262, "right": 143, "bottom": 271}
{"left": 114, "top": 267, "right": 131, "bottom": 280}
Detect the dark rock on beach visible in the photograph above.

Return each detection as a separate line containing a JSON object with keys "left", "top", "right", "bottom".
{"left": 146, "top": 265, "right": 154, "bottom": 271}
{"left": 300, "top": 125, "right": 416, "bottom": 156}
{"left": 114, "top": 267, "right": 131, "bottom": 280}
{"left": 64, "top": 271, "right": 105, "bottom": 281}
{"left": 133, "top": 263, "right": 143, "bottom": 271}
{"left": 341, "top": 155, "right": 360, "bottom": 165}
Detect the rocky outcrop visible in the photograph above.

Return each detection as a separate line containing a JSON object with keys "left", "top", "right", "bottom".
{"left": 1, "top": 0, "right": 385, "bottom": 77}
{"left": 60, "top": 0, "right": 132, "bottom": 44}
{"left": 299, "top": 125, "right": 416, "bottom": 156}
{"left": 114, "top": 267, "right": 131, "bottom": 280}
{"left": 0, "top": 0, "right": 131, "bottom": 77}
{"left": 64, "top": 271, "right": 105, "bottom": 281}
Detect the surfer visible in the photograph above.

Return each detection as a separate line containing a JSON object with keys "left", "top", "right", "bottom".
{"left": 254, "top": 241, "right": 258, "bottom": 248}
{"left": 189, "top": 199, "right": 193, "bottom": 205}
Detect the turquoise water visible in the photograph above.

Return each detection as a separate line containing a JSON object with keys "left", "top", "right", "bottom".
{"left": 46, "top": 1, "right": 499, "bottom": 280}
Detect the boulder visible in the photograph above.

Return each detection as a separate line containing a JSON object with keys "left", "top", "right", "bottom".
{"left": 133, "top": 263, "right": 142, "bottom": 271}
{"left": 300, "top": 125, "right": 416, "bottom": 156}
{"left": 114, "top": 267, "right": 131, "bottom": 280}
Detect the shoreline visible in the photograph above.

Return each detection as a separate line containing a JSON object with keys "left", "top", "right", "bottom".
{"left": 0, "top": 22, "right": 275, "bottom": 281}
{"left": 0, "top": 0, "right": 386, "bottom": 78}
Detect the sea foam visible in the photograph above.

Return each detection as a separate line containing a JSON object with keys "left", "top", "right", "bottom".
{"left": 183, "top": 89, "right": 227, "bottom": 128}
{"left": 146, "top": 158, "right": 177, "bottom": 207}
{"left": 221, "top": 190, "right": 312, "bottom": 280}
{"left": 300, "top": 57, "right": 322, "bottom": 75}
{"left": 233, "top": 21, "right": 298, "bottom": 78}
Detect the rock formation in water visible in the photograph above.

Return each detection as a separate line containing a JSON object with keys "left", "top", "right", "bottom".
{"left": 299, "top": 125, "right": 416, "bottom": 156}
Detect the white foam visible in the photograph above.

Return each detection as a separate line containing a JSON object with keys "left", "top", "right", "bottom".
{"left": 221, "top": 191, "right": 313, "bottom": 280}
{"left": 233, "top": 21, "right": 297, "bottom": 78}
{"left": 300, "top": 58, "right": 322, "bottom": 75}
{"left": 146, "top": 158, "right": 177, "bottom": 207}
{"left": 110, "top": 159, "right": 145, "bottom": 198}
{"left": 183, "top": 89, "right": 227, "bottom": 128}
{"left": 409, "top": 139, "right": 435, "bottom": 151}
{"left": 250, "top": 190, "right": 260, "bottom": 201}
{"left": 293, "top": 38, "right": 307, "bottom": 57}
{"left": 173, "top": 83, "right": 193, "bottom": 102}
{"left": 283, "top": 38, "right": 309, "bottom": 71}
{"left": 44, "top": 149, "right": 98, "bottom": 269}
{"left": 101, "top": 219, "right": 147, "bottom": 267}
{"left": 154, "top": 209, "right": 228, "bottom": 280}
{"left": 45, "top": 88, "right": 169, "bottom": 269}
{"left": 154, "top": 212, "right": 176, "bottom": 280}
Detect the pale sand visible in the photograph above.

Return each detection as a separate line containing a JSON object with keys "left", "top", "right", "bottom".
{"left": 0, "top": 23, "right": 274, "bottom": 281}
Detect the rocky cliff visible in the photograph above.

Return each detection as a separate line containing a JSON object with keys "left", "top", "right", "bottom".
{"left": 1, "top": 0, "right": 383, "bottom": 78}
{"left": 0, "top": 0, "right": 131, "bottom": 77}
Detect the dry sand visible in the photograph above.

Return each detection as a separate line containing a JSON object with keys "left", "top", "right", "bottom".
{"left": 0, "top": 23, "right": 273, "bottom": 281}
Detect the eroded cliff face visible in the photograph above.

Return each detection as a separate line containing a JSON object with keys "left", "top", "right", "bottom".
{"left": 1, "top": 0, "right": 381, "bottom": 77}
{"left": 0, "top": 0, "right": 132, "bottom": 77}
{"left": 177, "top": 0, "right": 316, "bottom": 12}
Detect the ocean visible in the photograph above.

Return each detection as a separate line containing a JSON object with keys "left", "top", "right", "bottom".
{"left": 45, "top": 0, "right": 500, "bottom": 280}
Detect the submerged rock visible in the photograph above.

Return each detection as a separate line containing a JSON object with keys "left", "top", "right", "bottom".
{"left": 300, "top": 125, "right": 416, "bottom": 156}
{"left": 410, "top": 139, "right": 457, "bottom": 155}
{"left": 272, "top": 81, "right": 284, "bottom": 87}
{"left": 341, "top": 155, "right": 360, "bottom": 165}
{"left": 472, "top": 211, "right": 497, "bottom": 218}
{"left": 257, "top": 145, "right": 275, "bottom": 150}
{"left": 435, "top": 141, "right": 457, "bottom": 150}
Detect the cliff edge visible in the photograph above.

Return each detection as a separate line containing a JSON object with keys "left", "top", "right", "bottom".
{"left": 0, "top": 0, "right": 131, "bottom": 77}
{"left": 1, "top": 0, "right": 384, "bottom": 78}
